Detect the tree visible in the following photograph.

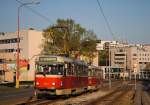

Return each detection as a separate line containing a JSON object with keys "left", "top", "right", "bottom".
{"left": 80, "top": 30, "right": 97, "bottom": 62}
{"left": 41, "top": 18, "right": 97, "bottom": 60}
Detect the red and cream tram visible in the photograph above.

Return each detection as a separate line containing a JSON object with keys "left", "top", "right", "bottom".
{"left": 88, "top": 65, "right": 102, "bottom": 91}
{"left": 34, "top": 55, "right": 88, "bottom": 96}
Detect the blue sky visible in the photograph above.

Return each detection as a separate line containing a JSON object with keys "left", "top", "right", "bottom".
{"left": 0, "top": 0, "right": 150, "bottom": 44}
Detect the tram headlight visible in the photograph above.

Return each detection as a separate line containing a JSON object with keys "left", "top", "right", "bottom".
{"left": 60, "top": 81, "right": 63, "bottom": 86}
{"left": 36, "top": 82, "right": 39, "bottom": 85}
{"left": 52, "top": 82, "right": 55, "bottom": 86}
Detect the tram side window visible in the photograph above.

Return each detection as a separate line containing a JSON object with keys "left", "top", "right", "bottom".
{"left": 91, "top": 68, "right": 94, "bottom": 76}
{"left": 76, "top": 65, "right": 79, "bottom": 76}
{"left": 81, "top": 65, "right": 85, "bottom": 76}
{"left": 97, "top": 71, "right": 101, "bottom": 77}
{"left": 36, "top": 64, "right": 44, "bottom": 74}
{"left": 83, "top": 66, "right": 87, "bottom": 76}
{"left": 83, "top": 66, "right": 85, "bottom": 76}
{"left": 67, "top": 63, "right": 72, "bottom": 75}
{"left": 71, "top": 64, "right": 75, "bottom": 76}
{"left": 78, "top": 65, "right": 81, "bottom": 76}
{"left": 88, "top": 69, "right": 92, "bottom": 76}
{"left": 82, "top": 65, "right": 85, "bottom": 76}
{"left": 75, "top": 64, "right": 82, "bottom": 76}
{"left": 96, "top": 70, "right": 99, "bottom": 77}
{"left": 58, "top": 65, "right": 64, "bottom": 75}
{"left": 93, "top": 69, "right": 96, "bottom": 77}
{"left": 86, "top": 67, "right": 88, "bottom": 76}
{"left": 81, "top": 65, "right": 83, "bottom": 76}
{"left": 48, "top": 65, "right": 64, "bottom": 75}
{"left": 75, "top": 65, "right": 79, "bottom": 76}
{"left": 74, "top": 64, "right": 77, "bottom": 76}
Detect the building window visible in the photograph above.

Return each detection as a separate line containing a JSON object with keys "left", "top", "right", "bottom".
{"left": 133, "top": 53, "right": 137, "bottom": 56}
{"left": 133, "top": 58, "right": 137, "bottom": 60}
{"left": 119, "top": 49, "right": 124, "bottom": 52}
{"left": 115, "top": 62, "right": 124, "bottom": 64}
{"left": 115, "top": 58, "right": 125, "bottom": 60}
{"left": 0, "top": 38, "right": 20, "bottom": 44}
{"left": 115, "top": 54, "right": 125, "bottom": 56}
{"left": 0, "top": 48, "right": 21, "bottom": 53}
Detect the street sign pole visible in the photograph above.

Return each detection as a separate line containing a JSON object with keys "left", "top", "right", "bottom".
{"left": 133, "top": 63, "right": 137, "bottom": 90}
{"left": 134, "top": 72, "right": 136, "bottom": 90}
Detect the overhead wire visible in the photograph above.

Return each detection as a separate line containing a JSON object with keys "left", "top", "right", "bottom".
{"left": 96, "top": 0, "right": 116, "bottom": 40}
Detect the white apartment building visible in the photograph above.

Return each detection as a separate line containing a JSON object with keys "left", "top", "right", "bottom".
{"left": 97, "top": 40, "right": 150, "bottom": 79}
{"left": 0, "top": 29, "right": 43, "bottom": 82}
{"left": 96, "top": 40, "right": 118, "bottom": 50}
{"left": 96, "top": 40, "right": 123, "bottom": 79}
{"left": 111, "top": 43, "right": 128, "bottom": 71}
{"left": 128, "top": 45, "right": 150, "bottom": 78}
{"left": 111, "top": 43, "right": 150, "bottom": 79}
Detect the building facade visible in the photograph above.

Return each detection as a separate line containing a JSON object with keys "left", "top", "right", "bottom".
{"left": 128, "top": 45, "right": 150, "bottom": 79}
{"left": 0, "top": 29, "right": 43, "bottom": 82}
{"left": 111, "top": 43, "right": 128, "bottom": 77}
{"left": 97, "top": 40, "right": 150, "bottom": 79}
{"left": 111, "top": 43, "right": 150, "bottom": 79}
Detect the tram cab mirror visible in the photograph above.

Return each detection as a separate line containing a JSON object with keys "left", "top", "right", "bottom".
{"left": 27, "top": 64, "right": 30, "bottom": 70}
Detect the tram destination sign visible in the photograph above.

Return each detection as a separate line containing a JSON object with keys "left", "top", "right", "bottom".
{"left": 39, "top": 57, "right": 57, "bottom": 62}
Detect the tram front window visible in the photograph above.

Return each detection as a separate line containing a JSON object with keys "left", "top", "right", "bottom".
{"left": 36, "top": 64, "right": 64, "bottom": 75}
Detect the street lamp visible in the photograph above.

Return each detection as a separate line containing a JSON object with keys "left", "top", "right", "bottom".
{"left": 16, "top": 1, "right": 40, "bottom": 88}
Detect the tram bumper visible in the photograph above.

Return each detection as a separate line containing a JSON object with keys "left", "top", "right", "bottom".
{"left": 35, "top": 88, "right": 68, "bottom": 96}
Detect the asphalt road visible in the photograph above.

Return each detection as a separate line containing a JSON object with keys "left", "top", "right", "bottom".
{"left": 0, "top": 86, "right": 35, "bottom": 105}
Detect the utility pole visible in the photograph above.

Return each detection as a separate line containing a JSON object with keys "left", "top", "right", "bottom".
{"left": 109, "top": 42, "right": 111, "bottom": 89}
{"left": 133, "top": 63, "right": 137, "bottom": 90}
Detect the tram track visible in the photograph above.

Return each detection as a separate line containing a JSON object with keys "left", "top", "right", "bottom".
{"left": 20, "top": 98, "right": 62, "bottom": 105}
{"left": 134, "top": 80, "right": 150, "bottom": 105}
{"left": 86, "top": 81, "right": 134, "bottom": 105}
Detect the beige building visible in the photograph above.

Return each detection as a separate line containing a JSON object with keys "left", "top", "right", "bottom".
{"left": 111, "top": 43, "right": 150, "bottom": 79}
{"left": 0, "top": 29, "right": 43, "bottom": 82}
{"left": 96, "top": 40, "right": 150, "bottom": 79}
{"left": 128, "top": 45, "right": 150, "bottom": 78}
{"left": 111, "top": 43, "right": 128, "bottom": 72}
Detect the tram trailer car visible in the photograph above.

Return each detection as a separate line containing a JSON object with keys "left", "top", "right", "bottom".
{"left": 34, "top": 55, "right": 88, "bottom": 97}
{"left": 88, "top": 65, "right": 102, "bottom": 91}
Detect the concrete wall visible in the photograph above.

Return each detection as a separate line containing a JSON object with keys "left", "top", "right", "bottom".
{"left": 28, "top": 30, "right": 43, "bottom": 81}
